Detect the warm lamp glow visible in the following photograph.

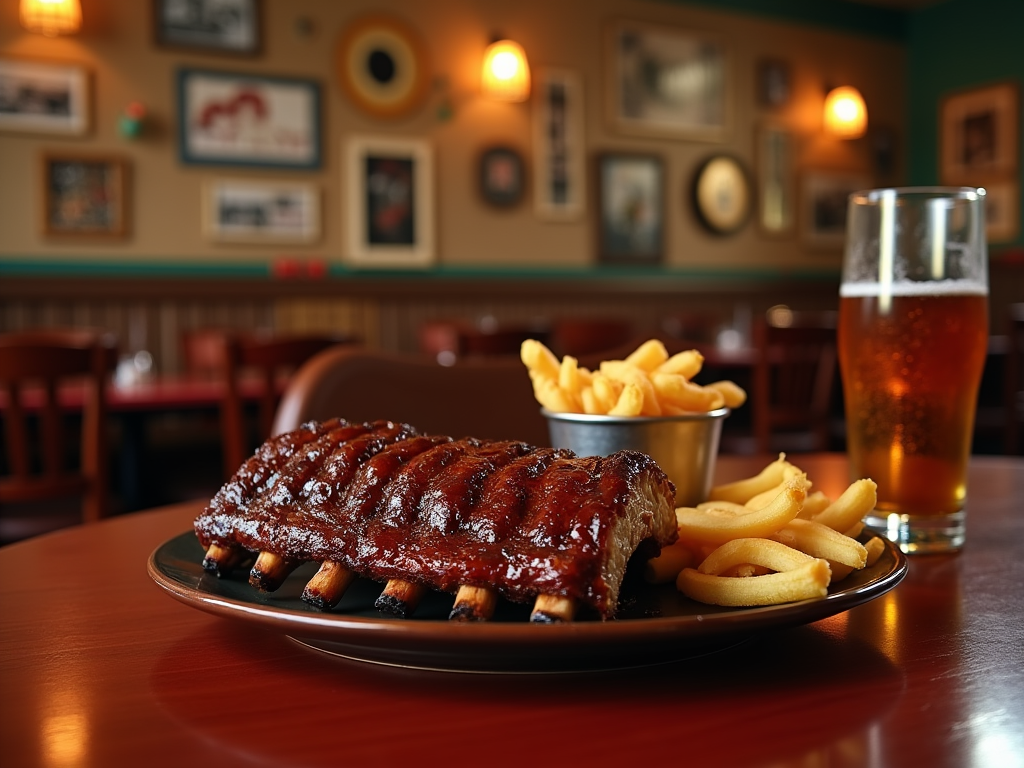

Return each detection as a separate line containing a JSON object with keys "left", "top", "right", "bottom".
{"left": 20, "top": 0, "right": 82, "bottom": 36}
{"left": 824, "top": 86, "right": 867, "bottom": 139}
{"left": 482, "top": 39, "right": 530, "bottom": 102}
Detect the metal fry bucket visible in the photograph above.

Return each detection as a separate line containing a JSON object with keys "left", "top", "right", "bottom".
{"left": 543, "top": 408, "right": 729, "bottom": 507}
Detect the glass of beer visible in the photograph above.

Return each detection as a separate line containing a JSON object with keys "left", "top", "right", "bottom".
{"left": 839, "top": 187, "right": 989, "bottom": 554}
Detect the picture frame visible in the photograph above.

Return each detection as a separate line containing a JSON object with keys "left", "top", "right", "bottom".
{"left": 202, "top": 178, "right": 320, "bottom": 244}
{"left": 0, "top": 58, "right": 90, "bottom": 136}
{"left": 344, "top": 135, "right": 434, "bottom": 268}
{"left": 605, "top": 20, "right": 729, "bottom": 142}
{"left": 177, "top": 68, "right": 321, "bottom": 169}
{"left": 41, "top": 153, "right": 129, "bottom": 238}
{"left": 800, "top": 171, "right": 872, "bottom": 249}
{"left": 478, "top": 146, "right": 525, "bottom": 208}
{"left": 596, "top": 153, "right": 664, "bottom": 264}
{"left": 691, "top": 154, "right": 751, "bottom": 236}
{"left": 980, "top": 179, "right": 1020, "bottom": 244}
{"left": 756, "top": 124, "right": 796, "bottom": 236}
{"left": 755, "top": 58, "right": 791, "bottom": 109}
{"left": 940, "top": 81, "right": 1019, "bottom": 183}
{"left": 532, "top": 68, "right": 586, "bottom": 221}
{"left": 154, "top": 0, "right": 262, "bottom": 56}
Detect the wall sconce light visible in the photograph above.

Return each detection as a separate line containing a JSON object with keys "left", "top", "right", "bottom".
{"left": 20, "top": 0, "right": 82, "bottom": 36}
{"left": 481, "top": 38, "right": 530, "bottom": 102}
{"left": 823, "top": 86, "right": 867, "bottom": 139}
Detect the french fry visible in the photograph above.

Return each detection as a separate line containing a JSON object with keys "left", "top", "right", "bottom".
{"left": 797, "top": 491, "right": 833, "bottom": 519}
{"left": 531, "top": 373, "right": 579, "bottom": 413}
{"left": 677, "top": 538, "right": 831, "bottom": 606}
{"left": 624, "top": 339, "right": 669, "bottom": 372}
{"left": 643, "top": 539, "right": 698, "bottom": 584}
{"left": 704, "top": 380, "right": 747, "bottom": 409}
{"left": 863, "top": 536, "right": 886, "bottom": 567}
{"left": 600, "top": 361, "right": 661, "bottom": 416}
{"left": 650, "top": 372, "right": 720, "bottom": 412}
{"left": 812, "top": 479, "right": 878, "bottom": 533}
{"left": 580, "top": 386, "right": 602, "bottom": 415}
{"left": 590, "top": 372, "right": 623, "bottom": 413}
{"left": 654, "top": 349, "right": 704, "bottom": 379}
{"left": 770, "top": 518, "right": 868, "bottom": 569}
{"left": 520, "top": 339, "right": 561, "bottom": 382}
{"left": 675, "top": 475, "right": 808, "bottom": 544}
{"left": 707, "top": 454, "right": 797, "bottom": 504}
{"left": 558, "top": 355, "right": 584, "bottom": 411}
{"left": 608, "top": 382, "right": 644, "bottom": 416}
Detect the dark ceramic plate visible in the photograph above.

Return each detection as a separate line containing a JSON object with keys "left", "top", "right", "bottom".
{"left": 148, "top": 531, "right": 907, "bottom": 673}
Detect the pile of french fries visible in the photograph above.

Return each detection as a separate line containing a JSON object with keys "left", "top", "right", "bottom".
{"left": 645, "top": 454, "right": 884, "bottom": 606}
{"left": 520, "top": 338, "right": 747, "bottom": 416}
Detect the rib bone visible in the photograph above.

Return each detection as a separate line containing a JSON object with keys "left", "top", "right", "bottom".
{"left": 449, "top": 585, "right": 498, "bottom": 622}
{"left": 530, "top": 594, "right": 576, "bottom": 623}
{"left": 301, "top": 560, "right": 357, "bottom": 609}
{"left": 249, "top": 551, "right": 299, "bottom": 592}
{"left": 375, "top": 579, "right": 426, "bottom": 618}
{"left": 202, "top": 543, "right": 248, "bottom": 577}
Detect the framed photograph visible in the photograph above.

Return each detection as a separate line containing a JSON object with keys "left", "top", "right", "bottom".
{"left": 940, "top": 82, "right": 1019, "bottom": 183}
{"left": 532, "top": 68, "right": 586, "bottom": 221}
{"left": 605, "top": 20, "right": 728, "bottom": 142}
{"left": 756, "top": 58, "right": 791, "bottom": 109}
{"left": 478, "top": 146, "right": 525, "bottom": 208}
{"left": 202, "top": 178, "right": 320, "bottom": 244}
{"left": 756, "top": 124, "right": 796, "bottom": 236}
{"left": 691, "top": 154, "right": 751, "bottom": 236}
{"left": 154, "top": 0, "right": 262, "bottom": 56}
{"left": 596, "top": 153, "right": 664, "bottom": 264}
{"left": 981, "top": 179, "right": 1020, "bottom": 243}
{"left": 800, "top": 171, "right": 871, "bottom": 249}
{"left": 344, "top": 135, "right": 434, "bottom": 268}
{"left": 177, "top": 68, "right": 321, "bottom": 169}
{"left": 41, "top": 153, "right": 129, "bottom": 238}
{"left": 0, "top": 58, "right": 89, "bottom": 135}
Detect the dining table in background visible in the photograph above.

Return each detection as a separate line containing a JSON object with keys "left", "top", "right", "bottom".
{"left": 1, "top": 452, "right": 1022, "bottom": 768}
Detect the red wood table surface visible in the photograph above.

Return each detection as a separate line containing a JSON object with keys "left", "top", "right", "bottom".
{"left": 1, "top": 453, "right": 1022, "bottom": 768}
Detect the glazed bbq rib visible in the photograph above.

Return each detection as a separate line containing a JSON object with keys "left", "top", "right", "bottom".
{"left": 194, "top": 419, "right": 677, "bottom": 621}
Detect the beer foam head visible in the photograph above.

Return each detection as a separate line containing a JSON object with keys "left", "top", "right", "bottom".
{"left": 840, "top": 279, "right": 988, "bottom": 298}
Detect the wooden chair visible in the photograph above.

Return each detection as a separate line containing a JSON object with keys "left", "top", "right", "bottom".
{"left": 272, "top": 346, "right": 550, "bottom": 447}
{"left": 417, "top": 319, "right": 549, "bottom": 363}
{"left": 182, "top": 330, "right": 351, "bottom": 478}
{"left": 749, "top": 313, "right": 838, "bottom": 454}
{"left": 0, "top": 329, "right": 116, "bottom": 542}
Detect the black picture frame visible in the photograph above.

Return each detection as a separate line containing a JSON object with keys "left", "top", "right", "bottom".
{"left": 478, "top": 146, "right": 525, "bottom": 208}
{"left": 154, "top": 0, "right": 262, "bottom": 57}
{"left": 596, "top": 153, "right": 664, "bottom": 265}
{"left": 756, "top": 58, "right": 791, "bottom": 109}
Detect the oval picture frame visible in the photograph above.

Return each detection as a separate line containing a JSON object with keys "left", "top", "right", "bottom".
{"left": 336, "top": 14, "right": 430, "bottom": 120}
{"left": 691, "top": 154, "right": 752, "bottom": 235}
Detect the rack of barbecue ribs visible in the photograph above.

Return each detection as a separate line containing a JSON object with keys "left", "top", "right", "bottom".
{"left": 194, "top": 418, "right": 677, "bottom": 622}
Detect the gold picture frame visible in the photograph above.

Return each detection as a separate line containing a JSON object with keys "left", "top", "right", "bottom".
{"left": 41, "top": 153, "right": 130, "bottom": 238}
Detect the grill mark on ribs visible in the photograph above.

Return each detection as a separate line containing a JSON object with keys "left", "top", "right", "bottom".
{"left": 195, "top": 420, "right": 677, "bottom": 618}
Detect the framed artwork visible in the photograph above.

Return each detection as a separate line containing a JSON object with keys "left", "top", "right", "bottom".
{"left": 335, "top": 14, "right": 430, "bottom": 120}
{"left": 41, "top": 153, "right": 129, "bottom": 238}
{"left": 154, "top": 0, "right": 262, "bottom": 55}
{"left": 800, "top": 171, "right": 871, "bottom": 249}
{"left": 980, "top": 180, "right": 1020, "bottom": 243}
{"left": 478, "top": 146, "right": 525, "bottom": 208}
{"left": 605, "top": 20, "right": 728, "bottom": 142}
{"left": 596, "top": 153, "right": 664, "bottom": 264}
{"left": 177, "top": 68, "right": 321, "bottom": 169}
{"left": 691, "top": 154, "right": 751, "bottom": 236}
{"left": 756, "top": 58, "right": 791, "bottom": 109}
{"left": 940, "top": 81, "right": 1019, "bottom": 183}
{"left": 532, "top": 68, "right": 586, "bottom": 221}
{"left": 202, "top": 179, "right": 320, "bottom": 244}
{"left": 756, "top": 125, "right": 796, "bottom": 236}
{"left": 0, "top": 58, "right": 90, "bottom": 135}
{"left": 344, "top": 135, "right": 434, "bottom": 268}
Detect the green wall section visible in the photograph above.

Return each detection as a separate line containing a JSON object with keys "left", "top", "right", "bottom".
{"left": 670, "top": 0, "right": 908, "bottom": 40}
{"left": 907, "top": 0, "right": 1024, "bottom": 249}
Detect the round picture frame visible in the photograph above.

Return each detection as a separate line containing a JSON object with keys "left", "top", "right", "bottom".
{"left": 336, "top": 14, "right": 430, "bottom": 120}
{"left": 691, "top": 155, "right": 752, "bottom": 235}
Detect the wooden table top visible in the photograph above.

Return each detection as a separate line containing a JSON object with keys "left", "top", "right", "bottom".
{"left": 1, "top": 453, "right": 1022, "bottom": 768}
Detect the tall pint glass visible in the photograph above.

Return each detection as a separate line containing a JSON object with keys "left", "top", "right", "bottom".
{"left": 839, "top": 187, "right": 989, "bottom": 554}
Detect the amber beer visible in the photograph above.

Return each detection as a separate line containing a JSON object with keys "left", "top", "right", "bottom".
{"left": 839, "top": 283, "right": 988, "bottom": 523}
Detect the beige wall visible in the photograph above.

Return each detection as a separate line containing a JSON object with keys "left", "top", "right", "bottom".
{"left": 0, "top": 0, "right": 905, "bottom": 271}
